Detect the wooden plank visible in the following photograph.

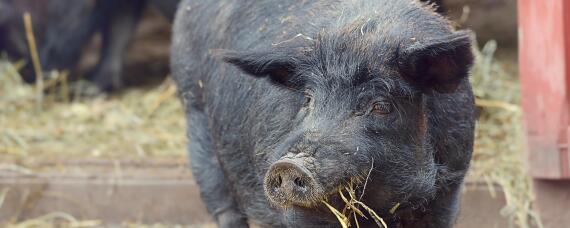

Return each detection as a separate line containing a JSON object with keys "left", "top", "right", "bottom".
{"left": 533, "top": 179, "right": 570, "bottom": 228}
{"left": 0, "top": 162, "right": 509, "bottom": 227}
{"left": 0, "top": 176, "right": 212, "bottom": 226}
{"left": 455, "top": 182, "right": 510, "bottom": 228}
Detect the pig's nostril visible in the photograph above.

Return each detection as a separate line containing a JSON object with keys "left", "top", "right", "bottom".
{"left": 294, "top": 177, "right": 305, "bottom": 188}
{"left": 276, "top": 175, "right": 283, "bottom": 187}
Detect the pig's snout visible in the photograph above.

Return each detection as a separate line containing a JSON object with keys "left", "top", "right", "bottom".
{"left": 264, "top": 158, "right": 323, "bottom": 207}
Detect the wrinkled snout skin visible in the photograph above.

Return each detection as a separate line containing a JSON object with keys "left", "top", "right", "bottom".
{"left": 171, "top": 0, "right": 475, "bottom": 227}
{"left": 264, "top": 154, "right": 324, "bottom": 208}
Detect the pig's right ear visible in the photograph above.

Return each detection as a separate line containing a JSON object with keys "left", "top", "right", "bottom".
{"left": 399, "top": 30, "right": 474, "bottom": 93}
{"left": 217, "top": 50, "right": 298, "bottom": 87}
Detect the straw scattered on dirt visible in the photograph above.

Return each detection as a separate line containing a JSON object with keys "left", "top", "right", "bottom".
{"left": 0, "top": 60, "right": 187, "bottom": 166}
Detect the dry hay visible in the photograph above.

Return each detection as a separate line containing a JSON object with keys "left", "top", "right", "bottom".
{"left": 322, "top": 180, "right": 388, "bottom": 228}
{"left": 0, "top": 59, "right": 187, "bottom": 165}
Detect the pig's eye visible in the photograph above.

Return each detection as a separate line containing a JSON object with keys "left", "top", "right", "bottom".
{"left": 302, "top": 92, "right": 313, "bottom": 107}
{"left": 371, "top": 101, "right": 393, "bottom": 115}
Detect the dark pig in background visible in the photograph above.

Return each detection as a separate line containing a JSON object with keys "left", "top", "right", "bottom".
{"left": 171, "top": 0, "right": 475, "bottom": 227}
{"left": 0, "top": 0, "right": 180, "bottom": 91}
{"left": 76, "top": 0, "right": 180, "bottom": 91}
{"left": 0, "top": 0, "right": 91, "bottom": 82}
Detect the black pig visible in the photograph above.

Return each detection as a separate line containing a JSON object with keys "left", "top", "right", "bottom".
{"left": 37, "top": 0, "right": 179, "bottom": 91}
{"left": 171, "top": 0, "right": 475, "bottom": 227}
{"left": 0, "top": 0, "right": 180, "bottom": 91}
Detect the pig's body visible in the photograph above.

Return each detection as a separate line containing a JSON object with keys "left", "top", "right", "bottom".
{"left": 171, "top": 0, "right": 475, "bottom": 227}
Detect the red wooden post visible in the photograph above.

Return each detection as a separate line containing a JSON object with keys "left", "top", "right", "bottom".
{"left": 519, "top": 0, "right": 570, "bottom": 179}
{"left": 519, "top": 0, "right": 570, "bottom": 227}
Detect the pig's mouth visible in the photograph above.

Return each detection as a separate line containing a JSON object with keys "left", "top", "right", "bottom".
{"left": 264, "top": 154, "right": 435, "bottom": 224}
{"left": 264, "top": 163, "right": 384, "bottom": 226}
{"left": 263, "top": 153, "right": 368, "bottom": 209}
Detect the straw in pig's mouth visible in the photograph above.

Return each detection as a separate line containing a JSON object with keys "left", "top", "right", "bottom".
{"left": 322, "top": 180, "right": 389, "bottom": 228}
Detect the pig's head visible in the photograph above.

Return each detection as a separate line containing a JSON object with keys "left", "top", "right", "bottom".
{"left": 220, "top": 21, "right": 474, "bottom": 213}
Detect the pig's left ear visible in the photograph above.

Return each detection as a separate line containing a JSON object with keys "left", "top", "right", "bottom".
{"left": 218, "top": 49, "right": 299, "bottom": 87}
{"left": 399, "top": 30, "right": 474, "bottom": 93}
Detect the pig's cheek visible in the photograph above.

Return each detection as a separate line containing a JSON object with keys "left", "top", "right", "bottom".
{"left": 313, "top": 161, "right": 346, "bottom": 190}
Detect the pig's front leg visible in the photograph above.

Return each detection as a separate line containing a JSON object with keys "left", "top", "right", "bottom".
{"left": 186, "top": 110, "right": 249, "bottom": 228}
